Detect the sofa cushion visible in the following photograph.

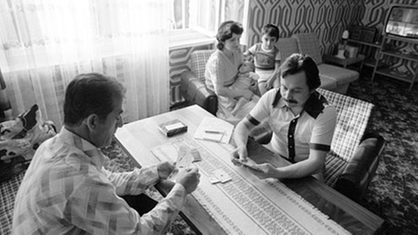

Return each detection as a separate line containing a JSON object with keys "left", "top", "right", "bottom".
{"left": 318, "top": 64, "right": 359, "bottom": 87}
{"left": 318, "top": 76, "right": 338, "bottom": 91}
{"left": 292, "top": 33, "right": 323, "bottom": 64}
{"left": 190, "top": 50, "right": 214, "bottom": 82}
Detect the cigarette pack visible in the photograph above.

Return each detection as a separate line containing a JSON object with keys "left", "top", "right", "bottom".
{"left": 158, "top": 119, "right": 188, "bottom": 137}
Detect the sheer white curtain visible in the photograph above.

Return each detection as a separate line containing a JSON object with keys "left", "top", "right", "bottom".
{"left": 0, "top": 0, "right": 170, "bottom": 129}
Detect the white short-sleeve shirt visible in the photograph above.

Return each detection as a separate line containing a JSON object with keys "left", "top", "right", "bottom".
{"left": 248, "top": 89, "right": 337, "bottom": 162}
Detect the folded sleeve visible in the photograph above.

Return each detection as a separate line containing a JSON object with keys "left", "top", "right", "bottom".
{"left": 103, "top": 165, "right": 160, "bottom": 196}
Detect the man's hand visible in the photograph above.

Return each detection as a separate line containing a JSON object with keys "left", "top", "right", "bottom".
{"left": 246, "top": 163, "right": 279, "bottom": 179}
{"left": 157, "top": 161, "right": 176, "bottom": 180}
{"left": 231, "top": 145, "right": 248, "bottom": 166}
{"left": 176, "top": 167, "right": 200, "bottom": 194}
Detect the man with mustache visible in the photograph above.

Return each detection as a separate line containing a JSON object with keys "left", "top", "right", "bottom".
{"left": 231, "top": 53, "right": 337, "bottom": 181}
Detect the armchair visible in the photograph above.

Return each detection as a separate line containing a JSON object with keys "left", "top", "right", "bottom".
{"left": 180, "top": 50, "right": 384, "bottom": 202}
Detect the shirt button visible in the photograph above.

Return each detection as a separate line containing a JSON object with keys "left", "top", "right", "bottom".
{"left": 289, "top": 135, "right": 293, "bottom": 138}
{"left": 289, "top": 146, "right": 293, "bottom": 148}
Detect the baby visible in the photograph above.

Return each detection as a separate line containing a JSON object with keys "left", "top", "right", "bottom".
{"left": 230, "top": 61, "right": 260, "bottom": 116}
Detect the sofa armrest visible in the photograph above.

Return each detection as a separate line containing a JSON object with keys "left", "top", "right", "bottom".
{"left": 180, "top": 71, "right": 218, "bottom": 116}
{"left": 334, "top": 133, "right": 385, "bottom": 202}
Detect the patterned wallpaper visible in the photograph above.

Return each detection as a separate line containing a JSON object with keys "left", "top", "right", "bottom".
{"left": 245, "top": 0, "right": 364, "bottom": 55}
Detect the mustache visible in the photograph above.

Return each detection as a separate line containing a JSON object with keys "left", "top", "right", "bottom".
{"left": 284, "top": 98, "right": 297, "bottom": 104}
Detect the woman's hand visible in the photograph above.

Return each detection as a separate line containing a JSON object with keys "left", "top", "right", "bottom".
{"left": 231, "top": 145, "right": 248, "bottom": 165}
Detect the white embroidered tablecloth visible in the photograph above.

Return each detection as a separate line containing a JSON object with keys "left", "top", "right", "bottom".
{"left": 152, "top": 137, "right": 351, "bottom": 235}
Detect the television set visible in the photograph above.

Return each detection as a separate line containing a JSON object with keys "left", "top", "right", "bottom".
{"left": 384, "top": 4, "right": 418, "bottom": 40}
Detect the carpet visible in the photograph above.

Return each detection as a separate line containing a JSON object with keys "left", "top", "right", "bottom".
{"left": 345, "top": 73, "right": 418, "bottom": 235}
{"left": 102, "top": 72, "right": 418, "bottom": 235}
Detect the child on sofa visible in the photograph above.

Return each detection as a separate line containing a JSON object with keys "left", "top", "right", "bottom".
{"left": 244, "top": 24, "right": 281, "bottom": 95}
{"left": 230, "top": 61, "right": 260, "bottom": 116}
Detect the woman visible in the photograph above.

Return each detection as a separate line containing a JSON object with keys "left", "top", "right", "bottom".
{"left": 205, "top": 21, "right": 258, "bottom": 124}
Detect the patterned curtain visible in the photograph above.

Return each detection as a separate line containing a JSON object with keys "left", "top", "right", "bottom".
{"left": 0, "top": 0, "right": 170, "bottom": 129}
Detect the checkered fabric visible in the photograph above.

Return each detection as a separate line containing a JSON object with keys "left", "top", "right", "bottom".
{"left": 292, "top": 33, "right": 323, "bottom": 64}
{"left": 317, "top": 88, "right": 374, "bottom": 187}
{"left": 190, "top": 50, "right": 214, "bottom": 82}
{"left": 0, "top": 171, "right": 25, "bottom": 235}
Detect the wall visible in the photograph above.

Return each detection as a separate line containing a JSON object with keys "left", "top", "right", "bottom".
{"left": 245, "top": 0, "right": 364, "bottom": 55}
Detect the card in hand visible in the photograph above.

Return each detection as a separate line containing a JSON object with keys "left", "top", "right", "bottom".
{"left": 176, "top": 145, "right": 193, "bottom": 169}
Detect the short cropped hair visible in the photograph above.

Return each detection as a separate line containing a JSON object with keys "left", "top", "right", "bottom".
{"left": 64, "top": 73, "right": 125, "bottom": 126}
{"left": 216, "top": 21, "right": 244, "bottom": 50}
{"left": 262, "top": 24, "right": 279, "bottom": 40}
{"left": 280, "top": 53, "right": 321, "bottom": 90}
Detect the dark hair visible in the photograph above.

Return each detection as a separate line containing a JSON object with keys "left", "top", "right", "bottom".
{"left": 262, "top": 24, "right": 279, "bottom": 40}
{"left": 64, "top": 73, "right": 125, "bottom": 126}
{"left": 216, "top": 21, "right": 244, "bottom": 50}
{"left": 279, "top": 53, "right": 321, "bottom": 90}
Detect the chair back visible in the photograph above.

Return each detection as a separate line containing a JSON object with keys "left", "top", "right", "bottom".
{"left": 292, "top": 33, "right": 323, "bottom": 64}
{"left": 317, "top": 88, "right": 374, "bottom": 186}
{"left": 190, "top": 50, "right": 214, "bottom": 82}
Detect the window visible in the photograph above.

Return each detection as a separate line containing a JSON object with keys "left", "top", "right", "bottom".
{"left": 169, "top": 0, "right": 246, "bottom": 37}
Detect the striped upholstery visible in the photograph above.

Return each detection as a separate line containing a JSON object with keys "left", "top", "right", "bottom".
{"left": 190, "top": 50, "right": 214, "bottom": 82}
{"left": 317, "top": 88, "right": 374, "bottom": 187}
{"left": 292, "top": 33, "right": 323, "bottom": 64}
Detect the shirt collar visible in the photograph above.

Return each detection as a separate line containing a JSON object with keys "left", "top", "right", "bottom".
{"left": 59, "top": 127, "right": 107, "bottom": 169}
{"left": 272, "top": 89, "right": 328, "bottom": 119}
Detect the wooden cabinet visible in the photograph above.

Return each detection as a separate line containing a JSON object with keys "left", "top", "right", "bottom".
{"left": 372, "top": 35, "right": 418, "bottom": 90}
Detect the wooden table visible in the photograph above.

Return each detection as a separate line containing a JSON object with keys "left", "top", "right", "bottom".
{"left": 115, "top": 105, "right": 384, "bottom": 235}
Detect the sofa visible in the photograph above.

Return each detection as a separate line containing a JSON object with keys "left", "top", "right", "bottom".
{"left": 180, "top": 38, "right": 385, "bottom": 202}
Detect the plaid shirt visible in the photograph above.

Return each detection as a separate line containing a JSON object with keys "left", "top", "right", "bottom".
{"left": 12, "top": 127, "right": 186, "bottom": 234}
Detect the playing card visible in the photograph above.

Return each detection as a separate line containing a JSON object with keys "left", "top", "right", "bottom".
{"left": 208, "top": 175, "right": 221, "bottom": 184}
{"left": 176, "top": 145, "right": 193, "bottom": 169}
{"left": 213, "top": 169, "right": 232, "bottom": 183}
{"left": 190, "top": 148, "right": 202, "bottom": 162}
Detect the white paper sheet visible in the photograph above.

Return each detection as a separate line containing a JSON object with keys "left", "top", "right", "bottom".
{"left": 193, "top": 117, "right": 234, "bottom": 144}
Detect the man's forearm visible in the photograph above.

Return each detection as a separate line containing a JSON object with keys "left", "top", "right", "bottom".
{"left": 274, "top": 157, "right": 324, "bottom": 179}
{"left": 233, "top": 121, "right": 250, "bottom": 148}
